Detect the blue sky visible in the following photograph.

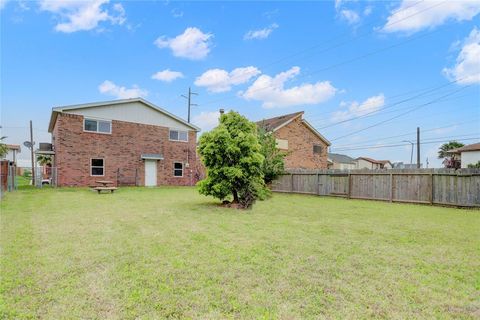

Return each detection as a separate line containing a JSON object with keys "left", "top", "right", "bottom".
{"left": 1, "top": 0, "right": 479, "bottom": 167}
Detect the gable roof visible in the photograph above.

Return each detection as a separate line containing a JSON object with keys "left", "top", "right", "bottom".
{"left": 328, "top": 153, "right": 356, "bottom": 164}
{"left": 6, "top": 144, "right": 21, "bottom": 151}
{"left": 256, "top": 111, "right": 304, "bottom": 132}
{"left": 451, "top": 142, "right": 480, "bottom": 153}
{"left": 256, "top": 111, "right": 331, "bottom": 146}
{"left": 48, "top": 98, "right": 200, "bottom": 132}
{"left": 357, "top": 157, "right": 391, "bottom": 165}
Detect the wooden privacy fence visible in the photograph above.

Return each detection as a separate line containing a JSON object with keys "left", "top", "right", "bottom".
{"left": 272, "top": 169, "right": 480, "bottom": 207}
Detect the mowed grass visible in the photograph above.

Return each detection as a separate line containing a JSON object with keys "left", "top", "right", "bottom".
{"left": 1, "top": 187, "right": 479, "bottom": 319}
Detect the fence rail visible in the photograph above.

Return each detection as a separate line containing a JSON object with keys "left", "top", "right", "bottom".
{"left": 272, "top": 169, "right": 480, "bottom": 207}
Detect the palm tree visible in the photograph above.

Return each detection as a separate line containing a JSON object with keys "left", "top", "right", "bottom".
{"left": 36, "top": 154, "right": 52, "bottom": 166}
{"left": 0, "top": 136, "right": 9, "bottom": 158}
{"left": 438, "top": 141, "right": 464, "bottom": 169}
{"left": 438, "top": 141, "right": 464, "bottom": 159}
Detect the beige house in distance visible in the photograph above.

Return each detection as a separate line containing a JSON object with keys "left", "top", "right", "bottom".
{"left": 356, "top": 157, "right": 392, "bottom": 169}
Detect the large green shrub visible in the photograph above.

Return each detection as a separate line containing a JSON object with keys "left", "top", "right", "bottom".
{"left": 197, "top": 111, "right": 265, "bottom": 209}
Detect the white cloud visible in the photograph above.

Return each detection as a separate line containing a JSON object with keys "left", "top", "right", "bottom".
{"left": 0, "top": 0, "right": 9, "bottom": 10}
{"left": 363, "top": 6, "right": 373, "bottom": 16}
{"left": 382, "top": 0, "right": 480, "bottom": 33}
{"left": 171, "top": 8, "right": 183, "bottom": 18}
{"left": 192, "top": 111, "right": 220, "bottom": 132}
{"left": 154, "top": 27, "right": 213, "bottom": 60}
{"left": 244, "top": 23, "right": 279, "bottom": 40}
{"left": 98, "top": 80, "right": 148, "bottom": 99}
{"left": 443, "top": 27, "right": 480, "bottom": 84}
{"left": 151, "top": 69, "right": 184, "bottom": 82}
{"left": 194, "top": 66, "right": 261, "bottom": 93}
{"left": 39, "top": 0, "right": 126, "bottom": 33}
{"left": 331, "top": 94, "right": 385, "bottom": 122}
{"left": 340, "top": 9, "right": 360, "bottom": 24}
{"left": 242, "top": 66, "right": 337, "bottom": 108}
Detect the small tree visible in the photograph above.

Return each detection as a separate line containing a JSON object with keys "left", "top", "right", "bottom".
{"left": 467, "top": 161, "right": 480, "bottom": 168}
{"left": 197, "top": 111, "right": 265, "bottom": 209}
{"left": 257, "top": 128, "right": 286, "bottom": 184}
{"left": 36, "top": 154, "right": 52, "bottom": 166}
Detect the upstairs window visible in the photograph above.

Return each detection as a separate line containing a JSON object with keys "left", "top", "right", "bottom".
{"left": 84, "top": 118, "right": 111, "bottom": 134}
{"left": 91, "top": 158, "right": 104, "bottom": 176}
{"left": 173, "top": 162, "right": 183, "bottom": 177}
{"left": 275, "top": 139, "right": 289, "bottom": 150}
{"left": 169, "top": 129, "right": 188, "bottom": 142}
{"left": 313, "top": 145, "right": 323, "bottom": 154}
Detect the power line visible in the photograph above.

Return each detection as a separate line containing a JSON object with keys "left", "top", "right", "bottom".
{"left": 313, "top": 78, "right": 468, "bottom": 130}
{"left": 203, "top": 28, "right": 442, "bottom": 107}
{"left": 330, "top": 85, "right": 473, "bottom": 141}
{"left": 331, "top": 119, "right": 480, "bottom": 149}
{"left": 199, "top": 2, "right": 448, "bottom": 107}
{"left": 308, "top": 84, "right": 477, "bottom": 126}
{"left": 207, "top": 0, "right": 433, "bottom": 89}
{"left": 332, "top": 133, "right": 480, "bottom": 151}
{"left": 330, "top": 137, "right": 480, "bottom": 152}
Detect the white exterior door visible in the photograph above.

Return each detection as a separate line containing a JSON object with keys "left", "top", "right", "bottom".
{"left": 144, "top": 160, "right": 157, "bottom": 186}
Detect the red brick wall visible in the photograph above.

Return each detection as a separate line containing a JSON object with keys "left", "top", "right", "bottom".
{"left": 52, "top": 113, "right": 199, "bottom": 187}
{"left": 274, "top": 117, "right": 329, "bottom": 169}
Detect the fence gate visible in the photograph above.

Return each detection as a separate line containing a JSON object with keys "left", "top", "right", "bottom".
{"left": 35, "top": 166, "right": 58, "bottom": 188}
{"left": 117, "top": 168, "right": 139, "bottom": 186}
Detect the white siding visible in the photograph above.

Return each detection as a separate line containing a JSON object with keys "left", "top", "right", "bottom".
{"left": 339, "top": 163, "right": 356, "bottom": 170}
{"left": 461, "top": 150, "right": 480, "bottom": 168}
{"left": 65, "top": 101, "right": 192, "bottom": 131}
{"left": 275, "top": 139, "right": 288, "bottom": 150}
{"left": 356, "top": 158, "right": 376, "bottom": 169}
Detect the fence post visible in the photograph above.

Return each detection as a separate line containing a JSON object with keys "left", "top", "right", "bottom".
{"left": 389, "top": 173, "right": 393, "bottom": 202}
{"left": 291, "top": 173, "right": 294, "bottom": 192}
{"left": 317, "top": 173, "right": 320, "bottom": 195}
{"left": 347, "top": 173, "right": 351, "bottom": 199}
{"left": 429, "top": 173, "right": 434, "bottom": 204}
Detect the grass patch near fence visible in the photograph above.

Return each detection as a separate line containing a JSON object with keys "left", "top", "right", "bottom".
{"left": 1, "top": 187, "right": 479, "bottom": 319}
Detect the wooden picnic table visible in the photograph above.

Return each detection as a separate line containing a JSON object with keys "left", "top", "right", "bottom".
{"left": 96, "top": 180, "right": 114, "bottom": 187}
{"left": 93, "top": 186, "right": 118, "bottom": 194}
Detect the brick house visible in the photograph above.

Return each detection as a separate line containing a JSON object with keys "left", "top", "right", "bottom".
{"left": 46, "top": 98, "right": 201, "bottom": 187}
{"left": 256, "top": 111, "right": 331, "bottom": 169}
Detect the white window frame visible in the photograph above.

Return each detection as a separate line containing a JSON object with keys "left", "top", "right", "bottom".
{"left": 275, "top": 139, "right": 289, "bottom": 150}
{"left": 90, "top": 158, "right": 105, "bottom": 177}
{"left": 84, "top": 118, "right": 112, "bottom": 134}
{"left": 173, "top": 162, "right": 183, "bottom": 177}
{"left": 169, "top": 129, "right": 188, "bottom": 142}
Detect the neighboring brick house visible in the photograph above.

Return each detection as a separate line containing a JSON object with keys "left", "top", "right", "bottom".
{"left": 256, "top": 111, "right": 330, "bottom": 169}
{"left": 46, "top": 98, "right": 201, "bottom": 187}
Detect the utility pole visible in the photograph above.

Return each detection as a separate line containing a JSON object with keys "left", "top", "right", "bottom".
{"left": 30, "top": 120, "right": 35, "bottom": 186}
{"left": 416, "top": 127, "right": 421, "bottom": 168}
{"left": 181, "top": 87, "right": 198, "bottom": 123}
{"left": 402, "top": 140, "right": 414, "bottom": 166}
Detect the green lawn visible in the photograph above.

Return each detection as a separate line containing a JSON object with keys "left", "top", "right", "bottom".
{"left": 1, "top": 187, "right": 479, "bottom": 319}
